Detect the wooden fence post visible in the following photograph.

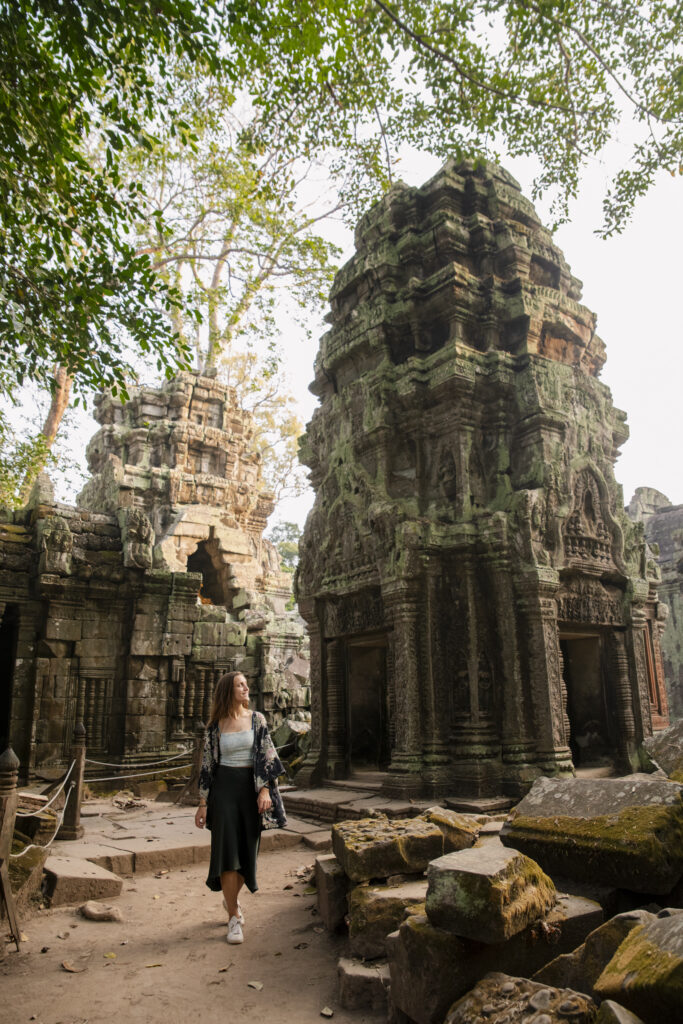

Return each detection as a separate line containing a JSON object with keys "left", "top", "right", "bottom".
{"left": 57, "top": 723, "right": 85, "bottom": 841}
{"left": 0, "top": 746, "right": 22, "bottom": 949}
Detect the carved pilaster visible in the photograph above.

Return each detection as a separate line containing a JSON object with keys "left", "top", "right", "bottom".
{"left": 420, "top": 563, "right": 453, "bottom": 798}
{"left": 382, "top": 585, "right": 423, "bottom": 798}
{"left": 517, "top": 569, "right": 573, "bottom": 776}
{"left": 608, "top": 630, "right": 639, "bottom": 772}
{"left": 294, "top": 603, "right": 324, "bottom": 787}
{"left": 324, "top": 638, "right": 346, "bottom": 778}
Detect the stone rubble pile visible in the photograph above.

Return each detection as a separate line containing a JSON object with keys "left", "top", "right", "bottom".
{"left": 313, "top": 777, "right": 683, "bottom": 1024}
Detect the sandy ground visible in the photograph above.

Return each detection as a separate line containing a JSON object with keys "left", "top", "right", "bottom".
{"left": 2, "top": 845, "right": 385, "bottom": 1024}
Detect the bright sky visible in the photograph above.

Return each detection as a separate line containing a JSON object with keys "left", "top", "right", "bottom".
{"left": 273, "top": 148, "right": 683, "bottom": 531}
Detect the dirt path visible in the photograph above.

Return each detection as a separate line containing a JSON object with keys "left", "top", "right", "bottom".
{"left": 2, "top": 846, "right": 385, "bottom": 1024}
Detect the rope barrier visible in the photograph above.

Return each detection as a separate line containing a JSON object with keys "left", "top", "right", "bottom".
{"left": 84, "top": 762, "right": 192, "bottom": 784}
{"left": 84, "top": 750, "right": 190, "bottom": 769}
{"left": 15, "top": 761, "right": 76, "bottom": 818}
{"left": 10, "top": 784, "right": 75, "bottom": 858}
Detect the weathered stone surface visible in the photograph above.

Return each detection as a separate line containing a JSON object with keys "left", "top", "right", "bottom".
{"left": 425, "top": 844, "right": 556, "bottom": 943}
{"left": 43, "top": 856, "right": 123, "bottom": 906}
{"left": 315, "top": 853, "right": 350, "bottom": 931}
{"left": 501, "top": 775, "right": 683, "bottom": 894}
{"left": 348, "top": 879, "right": 426, "bottom": 958}
{"left": 443, "top": 973, "right": 596, "bottom": 1024}
{"left": 595, "top": 1001, "right": 646, "bottom": 1024}
{"left": 338, "top": 957, "right": 390, "bottom": 1011}
{"left": 534, "top": 909, "right": 657, "bottom": 994}
{"left": 593, "top": 910, "right": 683, "bottom": 1022}
{"left": 643, "top": 718, "right": 683, "bottom": 783}
{"left": 418, "top": 806, "right": 480, "bottom": 852}
{"left": 387, "top": 896, "right": 603, "bottom": 1024}
{"left": 296, "top": 159, "right": 668, "bottom": 801}
{"left": 78, "top": 900, "right": 124, "bottom": 922}
{"left": 332, "top": 817, "right": 443, "bottom": 882}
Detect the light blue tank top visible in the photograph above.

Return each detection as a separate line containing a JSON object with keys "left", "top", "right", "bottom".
{"left": 219, "top": 729, "right": 254, "bottom": 767}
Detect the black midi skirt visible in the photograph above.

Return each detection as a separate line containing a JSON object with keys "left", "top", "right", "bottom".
{"left": 205, "top": 765, "right": 261, "bottom": 893}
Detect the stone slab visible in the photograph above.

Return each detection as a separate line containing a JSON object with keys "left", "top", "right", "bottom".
{"left": 425, "top": 843, "right": 556, "bottom": 943}
{"left": 315, "top": 853, "right": 350, "bottom": 932}
{"left": 387, "top": 895, "right": 603, "bottom": 1024}
{"left": 43, "top": 856, "right": 123, "bottom": 907}
{"left": 50, "top": 840, "right": 135, "bottom": 875}
{"left": 643, "top": 718, "right": 683, "bottom": 780}
{"left": 501, "top": 775, "right": 683, "bottom": 894}
{"left": 533, "top": 908, "right": 656, "bottom": 994}
{"left": 332, "top": 817, "right": 443, "bottom": 882}
{"left": 259, "top": 829, "right": 303, "bottom": 853}
{"left": 418, "top": 806, "right": 480, "bottom": 852}
{"left": 302, "top": 831, "right": 333, "bottom": 852}
{"left": 349, "top": 879, "right": 427, "bottom": 959}
{"left": 338, "top": 957, "right": 390, "bottom": 1012}
{"left": 593, "top": 908, "right": 683, "bottom": 1021}
{"left": 444, "top": 973, "right": 596, "bottom": 1024}
{"left": 595, "top": 1001, "right": 646, "bottom": 1024}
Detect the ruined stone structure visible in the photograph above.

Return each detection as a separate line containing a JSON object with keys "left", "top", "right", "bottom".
{"left": 629, "top": 487, "right": 683, "bottom": 719}
{"left": 0, "top": 373, "right": 309, "bottom": 780}
{"left": 296, "top": 159, "right": 668, "bottom": 802}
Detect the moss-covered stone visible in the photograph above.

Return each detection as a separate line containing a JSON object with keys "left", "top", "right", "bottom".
{"left": 332, "top": 816, "right": 443, "bottom": 882}
{"left": 444, "top": 972, "right": 597, "bottom": 1024}
{"left": 593, "top": 912, "right": 683, "bottom": 1022}
{"left": 425, "top": 843, "right": 556, "bottom": 943}
{"left": 348, "top": 880, "right": 426, "bottom": 959}
{"left": 418, "top": 806, "right": 480, "bottom": 852}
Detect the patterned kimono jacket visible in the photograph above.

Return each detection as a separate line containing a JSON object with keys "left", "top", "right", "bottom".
{"left": 198, "top": 710, "right": 287, "bottom": 830}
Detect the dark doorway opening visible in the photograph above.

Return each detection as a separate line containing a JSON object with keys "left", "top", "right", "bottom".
{"left": 560, "top": 634, "right": 612, "bottom": 767}
{"left": 346, "top": 638, "right": 390, "bottom": 771}
{"left": 0, "top": 603, "right": 19, "bottom": 750}
{"left": 187, "top": 538, "right": 234, "bottom": 607}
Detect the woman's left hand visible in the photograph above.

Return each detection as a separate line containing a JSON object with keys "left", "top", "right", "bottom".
{"left": 257, "top": 786, "right": 272, "bottom": 814}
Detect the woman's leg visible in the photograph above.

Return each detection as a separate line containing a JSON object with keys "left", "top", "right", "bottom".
{"left": 220, "top": 869, "right": 245, "bottom": 918}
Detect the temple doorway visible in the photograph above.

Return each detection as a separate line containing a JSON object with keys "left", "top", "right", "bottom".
{"left": 0, "top": 603, "right": 19, "bottom": 750}
{"left": 346, "top": 637, "right": 390, "bottom": 772}
{"left": 559, "top": 633, "right": 612, "bottom": 768}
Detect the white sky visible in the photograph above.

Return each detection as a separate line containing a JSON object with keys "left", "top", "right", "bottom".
{"left": 273, "top": 148, "right": 683, "bottom": 531}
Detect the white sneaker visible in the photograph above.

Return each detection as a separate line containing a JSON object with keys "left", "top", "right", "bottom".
{"left": 223, "top": 897, "right": 244, "bottom": 924}
{"left": 227, "top": 915, "right": 243, "bottom": 944}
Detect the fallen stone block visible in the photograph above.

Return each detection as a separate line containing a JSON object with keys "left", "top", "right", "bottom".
{"left": 43, "top": 856, "right": 123, "bottom": 907}
{"left": 500, "top": 775, "right": 683, "bottom": 894}
{"left": 338, "top": 957, "right": 390, "bottom": 1012}
{"left": 418, "top": 806, "right": 480, "bottom": 852}
{"left": 387, "top": 895, "right": 603, "bottom": 1024}
{"left": 443, "top": 972, "right": 596, "bottom": 1024}
{"left": 425, "top": 843, "right": 556, "bottom": 943}
{"left": 349, "top": 879, "right": 426, "bottom": 959}
{"left": 595, "top": 1001, "right": 646, "bottom": 1024}
{"left": 315, "top": 853, "right": 350, "bottom": 931}
{"left": 642, "top": 718, "right": 683, "bottom": 782}
{"left": 332, "top": 816, "right": 443, "bottom": 882}
{"left": 533, "top": 908, "right": 657, "bottom": 994}
{"left": 302, "top": 830, "right": 333, "bottom": 852}
{"left": 78, "top": 900, "right": 124, "bottom": 922}
{"left": 593, "top": 908, "right": 683, "bottom": 1022}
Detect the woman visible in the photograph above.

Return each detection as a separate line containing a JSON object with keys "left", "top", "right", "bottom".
{"left": 195, "top": 671, "right": 287, "bottom": 944}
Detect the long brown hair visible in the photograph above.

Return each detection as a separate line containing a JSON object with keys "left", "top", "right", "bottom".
{"left": 208, "top": 671, "right": 250, "bottom": 726}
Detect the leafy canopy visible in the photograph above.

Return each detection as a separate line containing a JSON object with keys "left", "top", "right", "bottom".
{"left": 0, "top": 0, "right": 221, "bottom": 399}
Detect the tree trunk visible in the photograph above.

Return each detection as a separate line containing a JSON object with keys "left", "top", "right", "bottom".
{"left": 18, "top": 366, "right": 73, "bottom": 505}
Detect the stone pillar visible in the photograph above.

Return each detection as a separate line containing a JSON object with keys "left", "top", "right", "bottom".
{"left": 57, "top": 722, "right": 86, "bottom": 840}
{"left": 449, "top": 552, "right": 503, "bottom": 798}
{"left": 0, "top": 746, "right": 22, "bottom": 949}
{"left": 324, "top": 638, "right": 347, "bottom": 779}
{"left": 293, "top": 603, "right": 324, "bottom": 787}
{"left": 607, "top": 631, "right": 639, "bottom": 772}
{"left": 382, "top": 584, "right": 423, "bottom": 798}
{"left": 180, "top": 720, "right": 205, "bottom": 806}
{"left": 517, "top": 568, "right": 573, "bottom": 776}
{"left": 482, "top": 545, "right": 539, "bottom": 793}
{"left": 420, "top": 561, "right": 453, "bottom": 798}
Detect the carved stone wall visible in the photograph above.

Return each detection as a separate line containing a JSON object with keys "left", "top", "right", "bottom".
{"left": 0, "top": 374, "right": 309, "bottom": 779}
{"left": 296, "top": 159, "right": 667, "bottom": 801}
{"left": 629, "top": 487, "right": 683, "bottom": 719}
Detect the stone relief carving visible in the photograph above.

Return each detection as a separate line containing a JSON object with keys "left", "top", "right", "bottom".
{"left": 38, "top": 515, "right": 73, "bottom": 575}
{"left": 119, "top": 508, "right": 154, "bottom": 570}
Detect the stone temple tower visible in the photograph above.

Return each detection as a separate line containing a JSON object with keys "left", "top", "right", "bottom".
{"left": 295, "top": 160, "right": 668, "bottom": 804}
